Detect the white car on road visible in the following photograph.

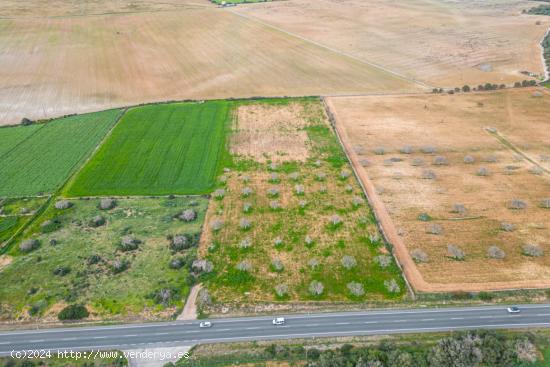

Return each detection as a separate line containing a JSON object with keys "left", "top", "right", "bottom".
{"left": 199, "top": 321, "right": 212, "bottom": 328}
{"left": 272, "top": 317, "right": 285, "bottom": 325}
{"left": 507, "top": 307, "right": 521, "bottom": 314}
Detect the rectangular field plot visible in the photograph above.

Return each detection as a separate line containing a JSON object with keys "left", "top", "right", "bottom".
{"left": 66, "top": 101, "right": 232, "bottom": 196}
{"left": 0, "top": 110, "right": 121, "bottom": 197}
{"left": 197, "top": 99, "right": 406, "bottom": 308}
{"left": 0, "top": 197, "right": 207, "bottom": 321}
{"left": 328, "top": 89, "right": 550, "bottom": 291}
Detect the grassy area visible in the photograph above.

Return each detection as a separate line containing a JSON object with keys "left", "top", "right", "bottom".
{"left": 0, "top": 197, "right": 47, "bottom": 244}
{"left": 0, "top": 110, "right": 121, "bottom": 197}
{"left": 66, "top": 101, "right": 232, "bottom": 197}
{"left": 199, "top": 99, "right": 405, "bottom": 307}
{"left": 0, "top": 196, "right": 207, "bottom": 321}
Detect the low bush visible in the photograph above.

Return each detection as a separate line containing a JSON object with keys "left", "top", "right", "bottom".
{"left": 19, "top": 239, "right": 40, "bottom": 252}
{"left": 508, "top": 199, "right": 527, "bottom": 210}
{"left": 179, "top": 209, "right": 197, "bottom": 222}
{"left": 347, "top": 282, "right": 365, "bottom": 297}
{"left": 58, "top": 304, "right": 89, "bottom": 320}
{"left": 411, "top": 249, "right": 428, "bottom": 263}
{"left": 54, "top": 200, "right": 73, "bottom": 210}
{"left": 447, "top": 244, "right": 465, "bottom": 260}
{"left": 522, "top": 244, "right": 543, "bottom": 257}
{"left": 98, "top": 198, "right": 116, "bottom": 210}
{"left": 487, "top": 245, "right": 505, "bottom": 260}
{"left": 309, "top": 280, "right": 324, "bottom": 296}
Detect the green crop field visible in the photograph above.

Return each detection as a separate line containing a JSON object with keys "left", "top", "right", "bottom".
{"left": 66, "top": 101, "right": 232, "bottom": 196}
{"left": 0, "top": 124, "right": 42, "bottom": 158}
{"left": 0, "top": 110, "right": 121, "bottom": 197}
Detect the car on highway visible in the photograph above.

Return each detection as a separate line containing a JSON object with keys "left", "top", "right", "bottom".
{"left": 199, "top": 321, "right": 212, "bottom": 328}
{"left": 272, "top": 317, "right": 285, "bottom": 325}
{"left": 507, "top": 307, "right": 521, "bottom": 314}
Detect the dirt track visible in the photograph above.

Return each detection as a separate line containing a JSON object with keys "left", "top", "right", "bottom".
{"left": 325, "top": 93, "right": 550, "bottom": 293}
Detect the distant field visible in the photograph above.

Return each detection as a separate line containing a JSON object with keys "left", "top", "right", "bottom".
{"left": 0, "top": 197, "right": 207, "bottom": 321}
{"left": 328, "top": 88, "right": 550, "bottom": 292}
{"left": 235, "top": 0, "right": 549, "bottom": 87}
{"left": 0, "top": 6, "right": 420, "bottom": 125}
{"left": 0, "top": 110, "right": 121, "bottom": 197}
{"left": 66, "top": 101, "right": 232, "bottom": 196}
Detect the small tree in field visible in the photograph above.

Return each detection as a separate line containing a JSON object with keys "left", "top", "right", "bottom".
{"left": 241, "top": 187, "right": 253, "bottom": 197}
{"left": 375, "top": 255, "right": 392, "bottom": 268}
{"left": 308, "top": 258, "right": 319, "bottom": 269}
{"left": 341, "top": 255, "right": 357, "bottom": 269}
{"left": 384, "top": 279, "right": 400, "bottom": 293}
{"left": 487, "top": 245, "right": 505, "bottom": 260}
{"left": 426, "top": 223, "right": 443, "bottom": 235}
{"left": 400, "top": 145, "right": 413, "bottom": 154}
{"left": 309, "top": 281, "right": 324, "bottom": 296}
{"left": 411, "top": 249, "right": 428, "bottom": 263}
{"left": 179, "top": 209, "right": 197, "bottom": 222}
{"left": 347, "top": 282, "right": 365, "bottom": 297}
{"left": 500, "top": 222, "right": 514, "bottom": 232}
{"left": 522, "top": 244, "right": 543, "bottom": 257}
{"left": 508, "top": 199, "right": 527, "bottom": 210}
{"left": 236, "top": 260, "right": 252, "bottom": 272}
{"left": 447, "top": 244, "right": 465, "bottom": 260}
{"left": 463, "top": 155, "right": 475, "bottom": 164}
{"left": 210, "top": 218, "right": 224, "bottom": 231}
{"left": 540, "top": 198, "right": 550, "bottom": 209}
{"left": 239, "top": 218, "right": 252, "bottom": 230}
{"left": 421, "top": 169, "right": 436, "bottom": 180}
{"left": 274, "top": 284, "right": 288, "bottom": 298}
{"left": 239, "top": 237, "right": 252, "bottom": 249}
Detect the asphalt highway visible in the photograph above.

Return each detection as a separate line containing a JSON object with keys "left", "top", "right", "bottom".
{"left": 2, "top": 304, "right": 550, "bottom": 355}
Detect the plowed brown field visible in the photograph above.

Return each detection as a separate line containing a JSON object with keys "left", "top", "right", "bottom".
{"left": 327, "top": 89, "right": 550, "bottom": 292}
{"left": 235, "top": 0, "right": 550, "bottom": 87}
{"left": 0, "top": 7, "right": 420, "bottom": 125}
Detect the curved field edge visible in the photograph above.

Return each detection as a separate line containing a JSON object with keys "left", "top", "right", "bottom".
{"left": 0, "top": 109, "right": 122, "bottom": 197}
{"left": 65, "top": 101, "right": 234, "bottom": 197}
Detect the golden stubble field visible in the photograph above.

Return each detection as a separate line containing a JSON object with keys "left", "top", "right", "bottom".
{"left": 0, "top": 6, "right": 420, "bottom": 125}
{"left": 327, "top": 88, "right": 550, "bottom": 291}
{"left": 234, "top": 0, "right": 550, "bottom": 87}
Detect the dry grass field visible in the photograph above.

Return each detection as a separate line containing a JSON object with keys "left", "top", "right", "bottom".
{"left": 327, "top": 88, "right": 550, "bottom": 291}
{"left": 234, "top": 0, "right": 550, "bottom": 87}
{"left": 0, "top": 6, "right": 419, "bottom": 125}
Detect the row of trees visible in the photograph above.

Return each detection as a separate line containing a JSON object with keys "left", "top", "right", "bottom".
{"left": 432, "top": 79, "right": 539, "bottom": 94}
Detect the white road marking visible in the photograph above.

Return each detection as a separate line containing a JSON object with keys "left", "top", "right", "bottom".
{"left": 421, "top": 319, "right": 435, "bottom": 321}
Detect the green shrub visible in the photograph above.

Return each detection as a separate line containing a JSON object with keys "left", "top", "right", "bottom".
{"left": 58, "top": 304, "right": 89, "bottom": 320}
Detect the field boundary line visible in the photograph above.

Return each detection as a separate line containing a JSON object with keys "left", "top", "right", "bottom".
{"left": 61, "top": 108, "right": 128, "bottom": 198}
{"left": 226, "top": 9, "right": 431, "bottom": 90}
{"left": 486, "top": 129, "right": 550, "bottom": 176}
{"left": 0, "top": 123, "right": 47, "bottom": 161}
{"left": 324, "top": 96, "right": 550, "bottom": 293}
{"left": 321, "top": 97, "right": 417, "bottom": 300}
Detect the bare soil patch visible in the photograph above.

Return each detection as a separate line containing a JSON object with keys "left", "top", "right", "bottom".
{"left": 327, "top": 89, "right": 550, "bottom": 292}
{"left": 231, "top": 103, "right": 311, "bottom": 162}
{"left": 235, "top": 0, "right": 550, "bottom": 87}
{"left": 0, "top": 255, "right": 12, "bottom": 271}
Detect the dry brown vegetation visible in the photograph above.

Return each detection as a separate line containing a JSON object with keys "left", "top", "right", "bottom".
{"left": 231, "top": 103, "right": 312, "bottom": 162}
{"left": 234, "top": 0, "right": 550, "bottom": 87}
{"left": 327, "top": 88, "right": 550, "bottom": 291}
{"left": 0, "top": 6, "right": 419, "bottom": 125}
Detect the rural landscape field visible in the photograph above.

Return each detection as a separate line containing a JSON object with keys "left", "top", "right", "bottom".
{"left": 1, "top": 0, "right": 550, "bottom": 365}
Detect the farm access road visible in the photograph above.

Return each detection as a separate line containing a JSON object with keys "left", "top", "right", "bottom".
{"left": 2, "top": 304, "right": 550, "bottom": 355}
